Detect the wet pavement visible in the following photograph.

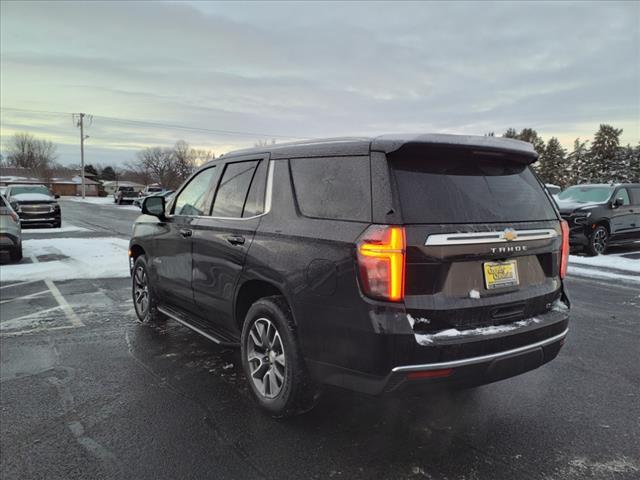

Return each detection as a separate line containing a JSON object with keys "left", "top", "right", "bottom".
{"left": 1, "top": 200, "right": 639, "bottom": 479}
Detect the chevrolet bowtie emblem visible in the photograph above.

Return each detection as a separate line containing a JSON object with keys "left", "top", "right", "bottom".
{"left": 503, "top": 229, "right": 518, "bottom": 241}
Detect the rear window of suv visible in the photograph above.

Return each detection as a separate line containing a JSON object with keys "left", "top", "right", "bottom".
{"left": 290, "top": 156, "right": 371, "bottom": 222}
{"left": 390, "top": 149, "right": 557, "bottom": 224}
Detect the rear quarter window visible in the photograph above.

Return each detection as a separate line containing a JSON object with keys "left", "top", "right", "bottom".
{"left": 289, "top": 156, "right": 371, "bottom": 222}
{"left": 390, "top": 149, "right": 557, "bottom": 224}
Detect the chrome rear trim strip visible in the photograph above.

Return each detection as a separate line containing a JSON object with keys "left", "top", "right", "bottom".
{"left": 391, "top": 328, "right": 568, "bottom": 373}
{"left": 425, "top": 228, "right": 557, "bottom": 246}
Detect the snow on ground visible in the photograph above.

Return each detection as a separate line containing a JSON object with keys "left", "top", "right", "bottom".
{"left": 0, "top": 237, "right": 130, "bottom": 282}
{"left": 21, "top": 221, "right": 88, "bottom": 234}
{"left": 63, "top": 196, "right": 115, "bottom": 205}
{"left": 569, "top": 253, "right": 640, "bottom": 273}
{"left": 63, "top": 196, "right": 141, "bottom": 211}
{"left": 567, "top": 266, "right": 640, "bottom": 284}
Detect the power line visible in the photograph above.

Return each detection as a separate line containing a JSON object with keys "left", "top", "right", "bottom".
{"left": 0, "top": 106, "right": 307, "bottom": 140}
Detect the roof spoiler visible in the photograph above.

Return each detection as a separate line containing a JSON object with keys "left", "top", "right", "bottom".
{"left": 372, "top": 134, "right": 539, "bottom": 165}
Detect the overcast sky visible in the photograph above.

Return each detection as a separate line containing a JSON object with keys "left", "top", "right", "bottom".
{"left": 1, "top": 0, "right": 638, "bottom": 167}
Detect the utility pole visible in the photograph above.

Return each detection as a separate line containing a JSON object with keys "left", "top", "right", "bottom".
{"left": 74, "top": 113, "right": 91, "bottom": 198}
{"left": 79, "top": 113, "right": 85, "bottom": 198}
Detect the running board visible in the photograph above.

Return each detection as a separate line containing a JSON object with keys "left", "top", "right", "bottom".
{"left": 157, "top": 306, "right": 239, "bottom": 347}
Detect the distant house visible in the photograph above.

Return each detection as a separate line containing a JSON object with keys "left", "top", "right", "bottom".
{"left": 0, "top": 167, "right": 102, "bottom": 196}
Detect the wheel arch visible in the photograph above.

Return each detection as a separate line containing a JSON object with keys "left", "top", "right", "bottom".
{"left": 234, "top": 278, "right": 293, "bottom": 331}
{"left": 129, "top": 243, "right": 146, "bottom": 261}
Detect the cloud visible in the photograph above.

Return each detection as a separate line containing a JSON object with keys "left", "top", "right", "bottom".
{"left": 1, "top": 0, "right": 638, "bottom": 166}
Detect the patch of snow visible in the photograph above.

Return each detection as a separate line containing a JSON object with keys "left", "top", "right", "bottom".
{"left": 11, "top": 193, "right": 53, "bottom": 201}
{"left": 63, "top": 196, "right": 116, "bottom": 205}
{"left": 469, "top": 288, "right": 481, "bottom": 299}
{"left": 64, "top": 196, "right": 141, "bottom": 211}
{"left": 22, "top": 222, "right": 88, "bottom": 234}
{"left": 0, "top": 237, "right": 130, "bottom": 282}
{"left": 407, "top": 314, "right": 431, "bottom": 329}
{"left": 551, "top": 298, "right": 569, "bottom": 312}
{"left": 414, "top": 317, "right": 541, "bottom": 346}
{"left": 569, "top": 254, "right": 640, "bottom": 273}
{"left": 568, "top": 266, "right": 640, "bottom": 284}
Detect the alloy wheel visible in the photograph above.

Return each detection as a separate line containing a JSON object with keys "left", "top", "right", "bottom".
{"left": 592, "top": 228, "right": 607, "bottom": 254}
{"left": 246, "top": 318, "right": 286, "bottom": 399}
{"left": 133, "top": 265, "right": 149, "bottom": 317}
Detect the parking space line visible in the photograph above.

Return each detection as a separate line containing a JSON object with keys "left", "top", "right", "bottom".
{"left": 0, "top": 324, "right": 76, "bottom": 338}
{"left": 0, "top": 290, "right": 50, "bottom": 305}
{"left": 0, "top": 306, "right": 62, "bottom": 324}
{"left": 0, "top": 279, "right": 42, "bottom": 290}
{"left": 30, "top": 255, "right": 85, "bottom": 328}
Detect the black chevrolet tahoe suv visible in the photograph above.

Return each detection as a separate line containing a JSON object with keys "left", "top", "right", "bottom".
{"left": 129, "top": 134, "right": 571, "bottom": 417}
{"left": 555, "top": 183, "right": 640, "bottom": 255}
{"left": 4, "top": 184, "right": 61, "bottom": 228}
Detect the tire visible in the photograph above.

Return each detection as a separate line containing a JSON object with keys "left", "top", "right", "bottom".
{"left": 53, "top": 219, "right": 61, "bottom": 228}
{"left": 9, "top": 243, "right": 22, "bottom": 262}
{"left": 132, "top": 256, "right": 163, "bottom": 324}
{"left": 241, "top": 296, "right": 319, "bottom": 418}
{"left": 586, "top": 225, "right": 608, "bottom": 256}
{"left": 118, "top": 197, "right": 123, "bottom": 205}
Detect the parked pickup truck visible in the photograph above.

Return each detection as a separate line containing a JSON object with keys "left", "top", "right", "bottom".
{"left": 114, "top": 186, "right": 138, "bottom": 205}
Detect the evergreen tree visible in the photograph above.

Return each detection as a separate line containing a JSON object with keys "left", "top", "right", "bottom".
{"left": 567, "top": 138, "right": 590, "bottom": 185}
{"left": 100, "top": 166, "right": 116, "bottom": 181}
{"left": 503, "top": 128, "right": 518, "bottom": 139}
{"left": 629, "top": 144, "right": 640, "bottom": 183}
{"left": 501, "top": 128, "right": 545, "bottom": 156}
{"left": 84, "top": 164, "right": 98, "bottom": 176}
{"left": 585, "top": 124, "right": 623, "bottom": 182}
{"left": 537, "top": 137, "right": 568, "bottom": 186}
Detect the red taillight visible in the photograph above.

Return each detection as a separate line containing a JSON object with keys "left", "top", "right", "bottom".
{"left": 560, "top": 220, "right": 569, "bottom": 279}
{"left": 406, "top": 369, "right": 454, "bottom": 380}
{"left": 357, "top": 225, "right": 405, "bottom": 302}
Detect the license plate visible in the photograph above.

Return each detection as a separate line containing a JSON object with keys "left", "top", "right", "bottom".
{"left": 483, "top": 260, "right": 519, "bottom": 290}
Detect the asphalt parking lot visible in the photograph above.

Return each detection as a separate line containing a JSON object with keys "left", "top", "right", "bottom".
{"left": 1, "top": 199, "right": 639, "bottom": 480}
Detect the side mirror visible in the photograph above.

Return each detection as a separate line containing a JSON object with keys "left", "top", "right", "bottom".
{"left": 612, "top": 197, "right": 624, "bottom": 208}
{"left": 54, "top": 194, "right": 60, "bottom": 199}
{"left": 142, "top": 195, "right": 166, "bottom": 219}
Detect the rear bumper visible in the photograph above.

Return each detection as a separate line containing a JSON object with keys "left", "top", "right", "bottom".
{"left": 306, "top": 301, "right": 570, "bottom": 396}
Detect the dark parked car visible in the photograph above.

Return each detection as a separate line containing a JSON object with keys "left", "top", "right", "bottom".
{"left": 114, "top": 186, "right": 138, "bottom": 205}
{"left": 556, "top": 184, "right": 640, "bottom": 255}
{"left": 129, "top": 134, "right": 571, "bottom": 417}
{"left": 0, "top": 193, "right": 22, "bottom": 261}
{"left": 133, "top": 189, "right": 174, "bottom": 209}
{"left": 4, "top": 184, "right": 61, "bottom": 228}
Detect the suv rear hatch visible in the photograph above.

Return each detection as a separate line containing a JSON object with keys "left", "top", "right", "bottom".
{"left": 388, "top": 145, "right": 562, "bottom": 333}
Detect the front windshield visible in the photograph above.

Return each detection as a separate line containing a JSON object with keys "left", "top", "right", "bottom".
{"left": 10, "top": 185, "right": 50, "bottom": 196}
{"left": 557, "top": 186, "right": 613, "bottom": 203}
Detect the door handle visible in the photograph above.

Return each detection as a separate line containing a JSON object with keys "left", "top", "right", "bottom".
{"left": 226, "top": 235, "right": 245, "bottom": 246}
{"left": 180, "top": 228, "right": 193, "bottom": 238}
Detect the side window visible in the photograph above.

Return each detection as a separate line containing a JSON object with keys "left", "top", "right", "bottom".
{"left": 173, "top": 167, "right": 217, "bottom": 216}
{"left": 289, "top": 156, "right": 371, "bottom": 222}
{"left": 211, "top": 160, "right": 259, "bottom": 218}
{"left": 630, "top": 187, "right": 640, "bottom": 205}
{"left": 616, "top": 188, "right": 630, "bottom": 205}
{"left": 243, "top": 160, "right": 268, "bottom": 218}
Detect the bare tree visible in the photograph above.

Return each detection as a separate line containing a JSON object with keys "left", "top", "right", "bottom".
{"left": 134, "top": 147, "right": 175, "bottom": 186}
{"left": 6, "top": 132, "right": 57, "bottom": 180}
{"left": 172, "top": 140, "right": 214, "bottom": 186}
